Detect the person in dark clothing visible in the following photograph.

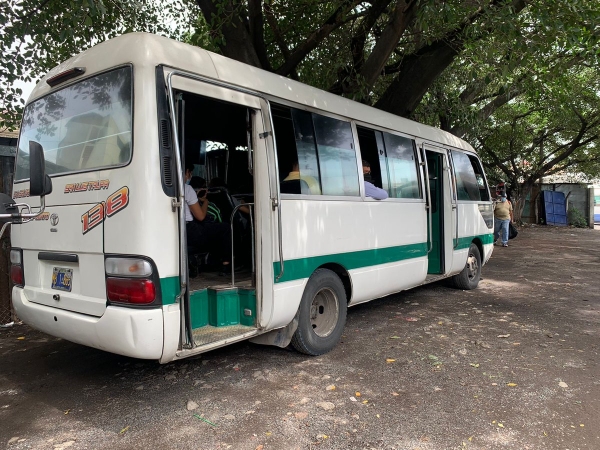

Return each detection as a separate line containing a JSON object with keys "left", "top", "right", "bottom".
{"left": 184, "top": 165, "right": 232, "bottom": 276}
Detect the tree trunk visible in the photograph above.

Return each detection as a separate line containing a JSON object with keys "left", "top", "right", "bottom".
{"left": 511, "top": 181, "right": 535, "bottom": 225}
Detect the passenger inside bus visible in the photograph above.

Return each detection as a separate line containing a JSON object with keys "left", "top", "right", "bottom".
{"left": 362, "top": 160, "right": 388, "bottom": 200}
{"left": 184, "top": 164, "right": 232, "bottom": 277}
{"left": 282, "top": 161, "right": 321, "bottom": 194}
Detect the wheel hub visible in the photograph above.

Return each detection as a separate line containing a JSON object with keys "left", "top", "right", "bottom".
{"left": 310, "top": 287, "right": 339, "bottom": 338}
{"left": 466, "top": 254, "right": 479, "bottom": 280}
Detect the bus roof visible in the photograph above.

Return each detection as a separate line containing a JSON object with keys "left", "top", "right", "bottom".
{"left": 28, "top": 32, "right": 475, "bottom": 153}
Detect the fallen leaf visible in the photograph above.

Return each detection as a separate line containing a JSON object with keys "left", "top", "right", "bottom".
{"left": 193, "top": 414, "right": 217, "bottom": 427}
{"left": 438, "top": 321, "right": 443, "bottom": 325}
{"left": 17, "top": 337, "right": 25, "bottom": 340}
{"left": 386, "top": 359, "right": 396, "bottom": 363}
{"left": 326, "top": 384, "right": 336, "bottom": 391}
{"left": 470, "top": 363, "right": 480, "bottom": 368}
{"left": 558, "top": 381, "right": 568, "bottom": 388}
{"left": 392, "top": 392, "right": 399, "bottom": 396}
{"left": 362, "top": 400, "right": 368, "bottom": 404}
{"left": 64, "top": 409, "right": 70, "bottom": 415}
{"left": 265, "top": 432, "right": 272, "bottom": 436}
{"left": 497, "top": 334, "right": 510, "bottom": 338}
{"left": 256, "top": 446, "right": 264, "bottom": 450}
{"left": 389, "top": 336, "right": 401, "bottom": 339}
{"left": 506, "top": 383, "right": 517, "bottom": 387}
{"left": 355, "top": 392, "right": 361, "bottom": 397}
{"left": 120, "top": 426, "right": 130, "bottom": 434}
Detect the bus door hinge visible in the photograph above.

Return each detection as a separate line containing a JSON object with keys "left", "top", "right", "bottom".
{"left": 271, "top": 198, "right": 279, "bottom": 211}
{"left": 259, "top": 131, "right": 272, "bottom": 139}
{"left": 172, "top": 198, "right": 181, "bottom": 212}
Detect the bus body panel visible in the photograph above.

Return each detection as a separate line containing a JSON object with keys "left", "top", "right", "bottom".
{"left": 349, "top": 257, "right": 428, "bottom": 305}
{"left": 12, "top": 202, "right": 107, "bottom": 316}
{"left": 277, "top": 200, "right": 427, "bottom": 263}
{"left": 161, "top": 304, "right": 181, "bottom": 363}
{"left": 12, "top": 289, "right": 164, "bottom": 359}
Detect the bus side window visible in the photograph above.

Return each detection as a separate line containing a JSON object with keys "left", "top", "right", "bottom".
{"left": 356, "top": 126, "right": 388, "bottom": 192}
{"left": 451, "top": 150, "right": 488, "bottom": 201}
{"left": 272, "top": 104, "right": 322, "bottom": 195}
{"left": 382, "top": 133, "right": 420, "bottom": 199}
{"left": 312, "top": 114, "right": 359, "bottom": 197}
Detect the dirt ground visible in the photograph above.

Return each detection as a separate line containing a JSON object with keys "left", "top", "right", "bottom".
{"left": 1, "top": 225, "right": 599, "bottom": 450}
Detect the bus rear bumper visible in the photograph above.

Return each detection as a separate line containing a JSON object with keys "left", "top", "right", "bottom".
{"left": 12, "top": 288, "right": 164, "bottom": 360}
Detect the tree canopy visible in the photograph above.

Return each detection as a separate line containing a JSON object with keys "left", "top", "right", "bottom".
{"left": 2, "top": 0, "right": 599, "bottom": 210}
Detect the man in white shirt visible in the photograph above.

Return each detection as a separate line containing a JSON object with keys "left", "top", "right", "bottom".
{"left": 184, "top": 164, "right": 232, "bottom": 276}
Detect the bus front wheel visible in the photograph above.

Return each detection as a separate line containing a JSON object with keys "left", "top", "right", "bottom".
{"left": 451, "top": 243, "right": 482, "bottom": 290}
{"left": 291, "top": 268, "right": 347, "bottom": 356}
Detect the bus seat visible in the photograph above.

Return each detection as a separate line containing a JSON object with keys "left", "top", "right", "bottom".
{"left": 207, "top": 188, "right": 235, "bottom": 222}
{"left": 280, "top": 179, "right": 309, "bottom": 194}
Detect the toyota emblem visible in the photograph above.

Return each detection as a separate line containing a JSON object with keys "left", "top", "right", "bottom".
{"left": 50, "top": 213, "right": 59, "bottom": 226}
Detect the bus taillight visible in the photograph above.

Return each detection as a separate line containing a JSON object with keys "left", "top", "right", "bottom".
{"left": 104, "top": 256, "right": 160, "bottom": 306}
{"left": 106, "top": 277, "right": 156, "bottom": 304}
{"left": 10, "top": 249, "right": 24, "bottom": 287}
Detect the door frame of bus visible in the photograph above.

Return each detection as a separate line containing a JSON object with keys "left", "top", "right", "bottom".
{"left": 166, "top": 69, "right": 284, "bottom": 351}
{"left": 422, "top": 145, "right": 446, "bottom": 274}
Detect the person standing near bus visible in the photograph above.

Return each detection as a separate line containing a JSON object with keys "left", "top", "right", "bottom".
{"left": 362, "top": 160, "right": 388, "bottom": 200}
{"left": 493, "top": 193, "right": 513, "bottom": 247}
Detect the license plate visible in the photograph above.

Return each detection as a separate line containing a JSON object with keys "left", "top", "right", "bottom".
{"left": 51, "top": 267, "right": 73, "bottom": 292}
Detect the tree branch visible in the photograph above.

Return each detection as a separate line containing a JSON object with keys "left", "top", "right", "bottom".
{"left": 275, "top": 0, "right": 362, "bottom": 76}
{"left": 375, "top": 0, "right": 528, "bottom": 117}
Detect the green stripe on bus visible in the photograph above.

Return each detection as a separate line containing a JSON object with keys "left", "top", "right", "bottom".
{"left": 273, "top": 242, "right": 428, "bottom": 284}
{"left": 160, "top": 276, "right": 180, "bottom": 305}
{"left": 453, "top": 233, "right": 494, "bottom": 250}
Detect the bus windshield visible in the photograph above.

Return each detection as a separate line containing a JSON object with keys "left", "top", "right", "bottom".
{"left": 15, "top": 66, "right": 132, "bottom": 181}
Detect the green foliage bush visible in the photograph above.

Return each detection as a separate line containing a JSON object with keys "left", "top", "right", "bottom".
{"left": 568, "top": 207, "right": 588, "bottom": 228}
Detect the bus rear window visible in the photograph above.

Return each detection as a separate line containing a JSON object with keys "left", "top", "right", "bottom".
{"left": 15, "top": 66, "right": 132, "bottom": 181}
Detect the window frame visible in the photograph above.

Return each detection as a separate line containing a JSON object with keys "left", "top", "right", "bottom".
{"left": 449, "top": 149, "right": 490, "bottom": 203}
{"left": 353, "top": 120, "right": 424, "bottom": 203}
{"left": 271, "top": 101, "right": 363, "bottom": 201}
{"left": 14, "top": 64, "right": 135, "bottom": 183}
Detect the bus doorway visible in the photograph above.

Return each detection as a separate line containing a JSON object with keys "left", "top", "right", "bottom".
{"left": 425, "top": 149, "right": 445, "bottom": 274}
{"left": 168, "top": 78, "right": 273, "bottom": 353}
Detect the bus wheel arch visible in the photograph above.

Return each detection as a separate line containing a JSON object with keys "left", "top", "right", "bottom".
{"left": 450, "top": 241, "right": 482, "bottom": 290}
{"left": 318, "top": 263, "right": 352, "bottom": 303}
{"left": 290, "top": 268, "right": 348, "bottom": 356}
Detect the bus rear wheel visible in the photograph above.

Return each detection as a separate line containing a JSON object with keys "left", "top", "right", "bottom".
{"left": 291, "top": 268, "right": 347, "bottom": 356}
{"left": 451, "top": 243, "right": 481, "bottom": 290}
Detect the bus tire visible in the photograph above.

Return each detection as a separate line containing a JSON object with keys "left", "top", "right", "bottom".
{"left": 291, "top": 268, "right": 347, "bottom": 356}
{"left": 451, "top": 243, "right": 481, "bottom": 290}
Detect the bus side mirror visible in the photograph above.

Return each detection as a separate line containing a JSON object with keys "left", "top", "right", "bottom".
{"left": 29, "top": 141, "right": 52, "bottom": 197}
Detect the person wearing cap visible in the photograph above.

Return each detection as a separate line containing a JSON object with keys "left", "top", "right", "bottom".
{"left": 493, "top": 193, "right": 513, "bottom": 247}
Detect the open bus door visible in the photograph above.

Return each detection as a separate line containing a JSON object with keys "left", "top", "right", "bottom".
{"left": 164, "top": 70, "right": 276, "bottom": 358}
